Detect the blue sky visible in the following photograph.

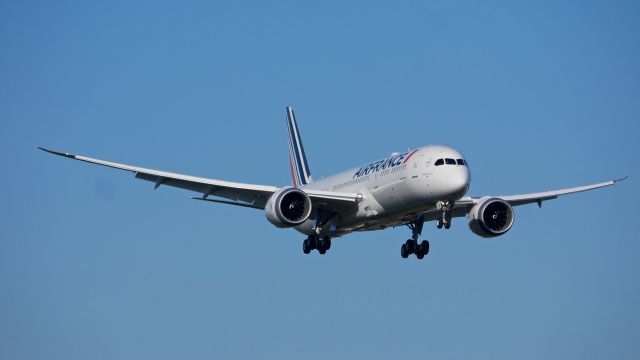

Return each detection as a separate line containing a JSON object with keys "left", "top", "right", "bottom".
{"left": 1, "top": 1, "right": 639, "bottom": 359}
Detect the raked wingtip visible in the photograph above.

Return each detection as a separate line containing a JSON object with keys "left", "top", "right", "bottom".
{"left": 614, "top": 175, "right": 629, "bottom": 183}
{"left": 36, "top": 146, "right": 75, "bottom": 158}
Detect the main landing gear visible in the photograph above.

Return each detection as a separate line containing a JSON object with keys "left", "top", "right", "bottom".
{"left": 401, "top": 216, "right": 430, "bottom": 260}
{"left": 303, "top": 235, "right": 331, "bottom": 255}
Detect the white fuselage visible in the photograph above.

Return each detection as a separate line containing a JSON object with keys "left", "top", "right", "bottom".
{"left": 297, "top": 145, "right": 470, "bottom": 236}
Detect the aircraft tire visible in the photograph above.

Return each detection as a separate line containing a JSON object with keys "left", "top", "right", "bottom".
{"left": 323, "top": 236, "right": 331, "bottom": 251}
{"left": 407, "top": 239, "right": 418, "bottom": 253}
{"left": 420, "top": 240, "right": 430, "bottom": 256}
{"left": 303, "top": 239, "right": 311, "bottom": 254}
{"left": 401, "top": 244, "right": 409, "bottom": 258}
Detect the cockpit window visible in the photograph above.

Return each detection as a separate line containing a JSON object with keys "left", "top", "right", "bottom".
{"left": 436, "top": 158, "right": 467, "bottom": 166}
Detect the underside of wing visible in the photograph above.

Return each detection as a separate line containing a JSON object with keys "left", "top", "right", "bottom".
{"left": 38, "top": 147, "right": 278, "bottom": 208}
{"left": 409, "top": 178, "right": 627, "bottom": 225}
{"left": 491, "top": 177, "right": 626, "bottom": 207}
{"left": 304, "top": 189, "right": 360, "bottom": 213}
{"left": 38, "top": 146, "right": 362, "bottom": 214}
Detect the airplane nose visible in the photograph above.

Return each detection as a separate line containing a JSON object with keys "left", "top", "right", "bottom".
{"left": 447, "top": 167, "right": 470, "bottom": 197}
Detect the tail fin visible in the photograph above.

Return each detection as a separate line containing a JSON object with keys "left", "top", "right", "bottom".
{"left": 285, "top": 106, "right": 313, "bottom": 187}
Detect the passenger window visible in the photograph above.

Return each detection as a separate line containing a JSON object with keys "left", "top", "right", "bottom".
{"left": 456, "top": 159, "right": 465, "bottom": 165}
{"left": 445, "top": 158, "right": 456, "bottom": 165}
{"left": 434, "top": 159, "right": 444, "bottom": 166}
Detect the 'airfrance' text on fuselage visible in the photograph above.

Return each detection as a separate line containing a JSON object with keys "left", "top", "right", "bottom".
{"left": 352, "top": 149, "right": 418, "bottom": 178}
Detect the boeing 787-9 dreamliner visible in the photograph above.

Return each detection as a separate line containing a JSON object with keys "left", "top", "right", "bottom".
{"left": 38, "top": 107, "right": 626, "bottom": 259}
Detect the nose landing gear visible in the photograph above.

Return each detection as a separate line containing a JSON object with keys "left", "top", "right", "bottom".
{"left": 436, "top": 201, "right": 454, "bottom": 229}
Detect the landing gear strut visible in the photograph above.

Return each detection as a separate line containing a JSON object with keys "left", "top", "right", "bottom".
{"left": 303, "top": 235, "right": 331, "bottom": 255}
{"left": 401, "top": 216, "right": 430, "bottom": 260}
{"left": 436, "top": 201, "right": 454, "bottom": 229}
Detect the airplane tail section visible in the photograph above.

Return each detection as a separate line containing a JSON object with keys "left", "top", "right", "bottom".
{"left": 285, "top": 106, "right": 313, "bottom": 187}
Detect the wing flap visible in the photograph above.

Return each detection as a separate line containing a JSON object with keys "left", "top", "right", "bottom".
{"left": 190, "top": 197, "right": 264, "bottom": 209}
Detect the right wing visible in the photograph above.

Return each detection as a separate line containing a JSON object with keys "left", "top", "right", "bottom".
{"left": 38, "top": 147, "right": 360, "bottom": 211}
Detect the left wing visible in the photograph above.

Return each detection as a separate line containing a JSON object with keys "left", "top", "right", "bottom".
{"left": 471, "top": 177, "right": 627, "bottom": 210}
{"left": 37, "top": 147, "right": 359, "bottom": 211}
{"left": 417, "top": 177, "right": 627, "bottom": 222}
{"left": 495, "top": 178, "right": 627, "bottom": 207}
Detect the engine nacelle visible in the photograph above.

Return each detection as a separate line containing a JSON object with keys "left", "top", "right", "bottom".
{"left": 468, "top": 198, "right": 515, "bottom": 238}
{"left": 265, "top": 187, "right": 313, "bottom": 228}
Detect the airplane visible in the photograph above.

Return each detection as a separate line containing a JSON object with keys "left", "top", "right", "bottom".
{"left": 38, "top": 106, "right": 626, "bottom": 259}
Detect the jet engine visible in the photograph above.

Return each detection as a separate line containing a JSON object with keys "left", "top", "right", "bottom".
{"left": 468, "top": 198, "right": 515, "bottom": 237}
{"left": 265, "top": 187, "right": 313, "bottom": 228}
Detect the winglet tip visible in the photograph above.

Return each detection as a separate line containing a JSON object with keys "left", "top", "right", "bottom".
{"left": 36, "top": 146, "right": 54, "bottom": 154}
{"left": 36, "top": 146, "right": 75, "bottom": 158}
{"left": 614, "top": 175, "right": 629, "bottom": 183}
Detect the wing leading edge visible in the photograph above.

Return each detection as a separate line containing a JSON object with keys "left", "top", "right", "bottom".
{"left": 411, "top": 177, "right": 627, "bottom": 224}
{"left": 497, "top": 177, "right": 627, "bottom": 207}
{"left": 37, "top": 147, "right": 359, "bottom": 211}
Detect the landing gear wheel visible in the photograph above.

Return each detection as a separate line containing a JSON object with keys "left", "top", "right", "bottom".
{"left": 401, "top": 244, "right": 409, "bottom": 258}
{"left": 404, "top": 216, "right": 428, "bottom": 260}
{"left": 318, "top": 248, "right": 326, "bottom": 255}
{"left": 405, "top": 239, "right": 417, "bottom": 254}
{"left": 419, "top": 240, "right": 430, "bottom": 256}
{"left": 436, "top": 219, "right": 443, "bottom": 229}
{"left": 444, "top": 222, "right": 451, "bottom": 229}
{"left": 303, "top": 239, "right": 311, "bottom": 254}
{"left": 321, "top": 236, "right": 331, "bottom": 251}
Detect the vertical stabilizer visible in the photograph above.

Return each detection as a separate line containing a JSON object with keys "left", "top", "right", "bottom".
{"left": 285, "top": 106, "right": 313, "bottom": 187}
